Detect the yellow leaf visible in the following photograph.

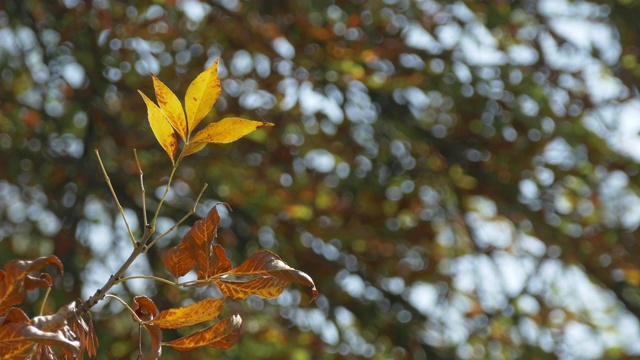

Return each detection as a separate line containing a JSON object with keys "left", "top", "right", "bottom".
{"left": 138, "top": 90, "right": 178, "bottom": 164}
{"left": 183, "top": 142, "right": 207, "bottom": 157}
{"left": 190, "top": 117, "right": 274, "bottom": 144}
{"left": 151, "top": 299, "right": 225, "bottom": 329}
{"left": 185, "top": 59, "right": 221, "bottom": 136}
{"left": 152, "top": 74, "right": 187, "bottom": 141}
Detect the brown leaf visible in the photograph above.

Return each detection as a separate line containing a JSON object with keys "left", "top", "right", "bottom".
{"left": 162, "top": 314, "right": 242, "bottom": 352}
{"left": 185, "top": 59, "right": 221, "bottom": 135}
{"left": 190, "top": 117, "right": 274, "bottom": 144}
{"left": 152, "top": 74, "right": 187, "bottom": 141}
{"left": 0, "top": 321, "right": 80, "bottom": 359}
{"left": 0, "top": 256, "right": 63, "bottom": 316}
{"left": 183, "top": 205, "right": 232, "bottom": 280}
{"left": 151, "top": 298, "right": 225, "bottom": 329}
{"left": 132, "top": 296, "right": 159, "bottom": 323}
{"left": 225, "top": 250, "right": 318, "bottom": 301}
{"left": 214, "top": 276, "right": 288, "bottom": 300}
{"left": 163, "top": 241, "right": 195, "bottom": 278}
{"left": 142, "top": 324, "right": 162, "bottom": 360}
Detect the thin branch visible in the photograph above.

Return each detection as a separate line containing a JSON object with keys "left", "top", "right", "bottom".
{"left": 95, "top": 149, "right": 137, "bottom": 248}
{"left": 134, "top": 149, "right": 148, "bottom": 227}
{"left": 145, "top": 183, "right": 208, "bottom": 251}
{"left": 117, "top": 275, "right": 181, "bottom": 288}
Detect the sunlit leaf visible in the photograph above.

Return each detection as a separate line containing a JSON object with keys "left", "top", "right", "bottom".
{"left": 182, "top": 142, "right": 207, "bottom": 157}
{"left": 138, "top": 90, "right": 179, "bottom": 164}
{"left": 163, "top": 241, "right": 195, "bottom": 279}
{"left": 162, "top": 314, "right": 242, "bottom": 352}
{"left": 0, "top": 256, "right": 63, "bottom": 316}
{"left": 183, "top": 205, "right": 232, "bottom": 279}
{"left": 151, "top": 298, "right": 225, "bottom": 329}
{"left": 224, "top": 250, "right": 318, "bottom": 301}
{"left": 152, "top": 74, "right": 187, "bottom": 141}
{"left": 185, "top": 59, "right": 221, "bottom": 135}
{"left": 214, "top": 276, "right": 289, "bottom": 300}
{"left": 190, "top": 117, "right": 274, "bottom": 144}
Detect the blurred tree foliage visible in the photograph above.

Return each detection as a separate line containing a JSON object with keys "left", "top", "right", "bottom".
{"left": 2, "top": 0, "right": 640, "bottom": 358}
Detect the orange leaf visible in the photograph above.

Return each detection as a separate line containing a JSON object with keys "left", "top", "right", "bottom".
{"left": 183, "top": 205, "right": 232, "bottom": 280}
{"left": 138, "top": 90, "right": 179, "bottom": 164}
{"left": 190, "top": 117, "right": 274, "bottom": 144}
{"left": 225, "top": 250, "right": 317, "bottom": 301}
{"left": 152, "top": 74, "right": 187, "bottom": 141}
{"left": 0, "top": 256, "right": 63, "bottom": 316}
{"left": 185, "top": 59, "right": 221, "bottom": 135}
{"left": 132, "top": 296, "right": 159, "bottom": 322}
{"left": 214, "top": 276, "right": 289, "bottom": 300}
{"left": 163, "top": 241, "right": 195, "bottom": 278}
{"left": 151, "top": 298, "right": 225, "bottom": 329}
{"left": 162, "top": 314, "right": 242, "bottom": 352}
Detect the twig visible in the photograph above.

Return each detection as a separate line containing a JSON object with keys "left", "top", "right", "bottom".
{"left": 117, "top": 275, "right": 181, "bottom": 288}
{"left": 134, "top": 149, "right": 148, "bottom": 227}
{"left": 145, "top": 183, "right": 208, "bottom": 251}
{"left": 95, "top": 150, "right": 137, "bottom": 248}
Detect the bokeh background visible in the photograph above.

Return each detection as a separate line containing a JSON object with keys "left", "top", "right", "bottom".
{"left": 2, "top": 0, "right": 640, "bottom": 359}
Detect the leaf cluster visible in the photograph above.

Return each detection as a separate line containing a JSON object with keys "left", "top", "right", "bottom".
{"left": 0, "top": 62, "right": 315, "bottom": 358}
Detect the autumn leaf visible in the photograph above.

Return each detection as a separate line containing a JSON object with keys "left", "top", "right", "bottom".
{"left": 185, "top": 59, "right": 221, "bottom": 135}
{"left": 0, "top": 307, "right": 80, "bottom": 359}
{"left": 151, "top": 298, "right": 225, "bottom": 329}
{"left": 138, "top": 90, "right": 179, "bottom": 164}
{"left": 163, "top": 241, "right": 195, "bottom": 278}
{"left": 215, "top": 250, "right": 318, "bottom": 301}
{"left": 162, "top": 314, "right": 242, "bottom": 352}
{"left": 190, "top": 117, "right": 274, "bottom": 145}
{"left": 152, "top": 74, "right": 188, "bottom": 141}
{"left": 132, "top": 296, "right": 159, "bottom": 323}
{"left": 214, "top": 276, "right": 289, "bottom": 300}
{"left": 183, "top": 205, "right": 232, "bottom": 279}
{"left": 0, "top": 256, "right": 63, "bottom": 316}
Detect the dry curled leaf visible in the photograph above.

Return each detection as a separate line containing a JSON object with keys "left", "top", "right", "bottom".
{"left": 162, "top": 314, "right": 242, "bottom": 352}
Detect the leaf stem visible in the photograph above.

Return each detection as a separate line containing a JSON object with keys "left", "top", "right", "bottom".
{"left": 117, "top": 275, "right": 181, "bottom": 288}
{"left": 145, "top": 183, "right": 208, "bottom": 251}
{"left": 38, "top": 286, "right": 52, "bottom": 316}
{"left": 95, "top": 149, "right": 137, "bottom": 248}
{"left": 105, "top": 294, "right": 142, "bottom": 324}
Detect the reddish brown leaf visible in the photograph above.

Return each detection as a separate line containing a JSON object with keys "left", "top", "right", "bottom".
{"left": 132, "top": 296, "right": 159, "bottom": 323}
{"left": 69, "top": 312, "right": 98, "bottom": 359}
{"left": 183, "top": 205, "right": 232, "bottom": 280}
{"left": 0, "top": 256, "right": 63, "bottom": 315}
{"left": 143, "top": 323, "right": 162, "bottom": 360}
{"left": 225, "top": 250, "right": 318, "bottom": 301}
{"left": 0, "top": 321, "right": 80, "bottom": 359}
{"left": 0, "top": 308, "right": 29, "bottom": 325}
{"left": 214, "top": 276, "right": 289, "bottom": 300}
{"left": 151, "top": 298, "right": 225, "bottom": 329}
{"left": 163, "top": 241, "right": 195, "bottom": 278}
{"left": 162, "top": 314, "right": 242, "bottom": 352}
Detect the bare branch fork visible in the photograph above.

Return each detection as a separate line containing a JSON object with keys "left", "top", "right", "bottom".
{"left": 74, "top": 150, "right": 206, "bottom": 317}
